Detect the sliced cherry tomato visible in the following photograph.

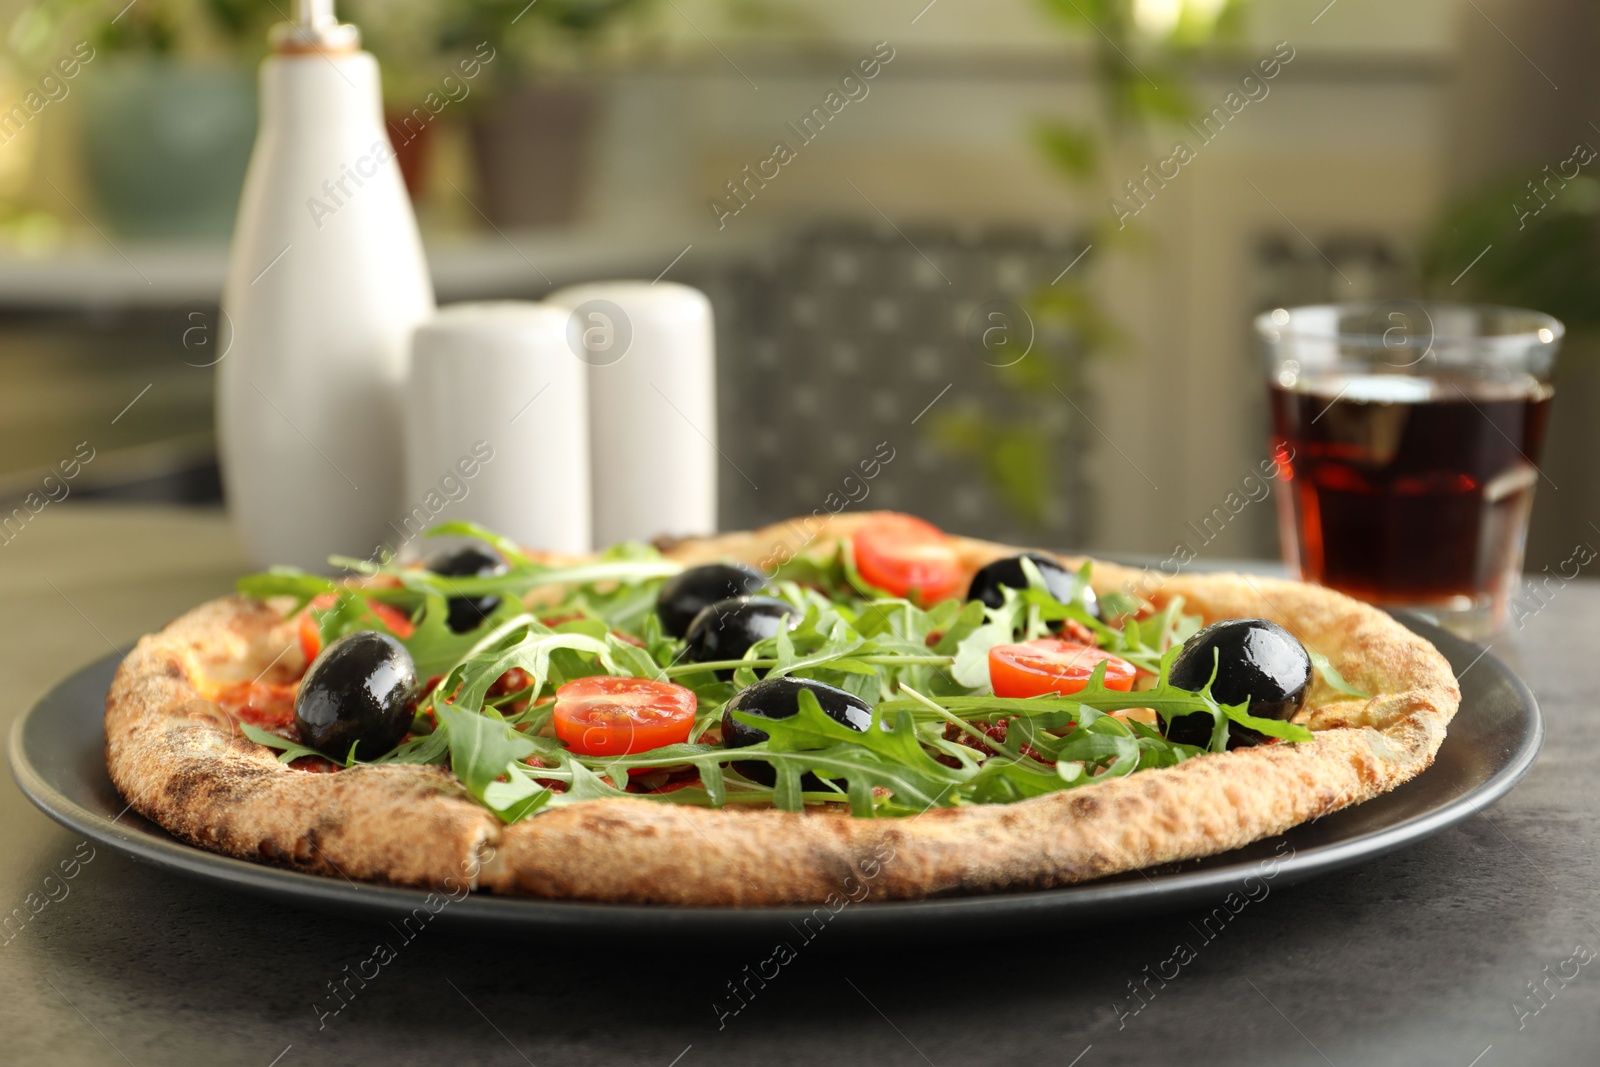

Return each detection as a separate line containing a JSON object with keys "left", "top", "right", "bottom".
{"left": 296, "top": 599, "right": 328, "bottom": 663}
{"left": 850, "top": 513, "right": 965, "bottom": 604}
{"left": 988, "top": 638, "right": 1137, "bottom": 698}
{"left": 368, "top": 601, "right": 415, "bottom": 638}
{"left": 298, "top": 593, "right": 415, "bottom": 663}
{"left": 552, "top": 676, "right": 698, "bottom": 757}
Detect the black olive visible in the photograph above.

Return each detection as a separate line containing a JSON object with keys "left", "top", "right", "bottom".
{"left": 656, "top": 562, "right": 767, "bottom": 638}
{"left": 683, "top": 597, "right": 797, "bottom": 678}
{"left": 722, "top": 676, "right": 872, "bottom": 787}
{"left": 1161, "top": 618, "right": 1312, "bottom": 748}
{"left": 426, "top": 545, "right": 507, "bottom": 633}
{"left": 967, "top": 553, "right": 1099, "bottom": 619}
{"left": 294, "top": 631, "right": 418, "bottom": 759}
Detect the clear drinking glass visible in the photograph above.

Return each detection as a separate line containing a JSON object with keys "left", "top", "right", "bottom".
{"left": 1257, "top": 301, "right": 1563, "bottom": 639}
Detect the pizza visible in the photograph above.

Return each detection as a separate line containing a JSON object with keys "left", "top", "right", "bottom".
{"left": 104, "top": 511, "right": 1460, "bottom": 905}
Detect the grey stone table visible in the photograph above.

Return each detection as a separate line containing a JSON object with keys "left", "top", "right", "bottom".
{"left": 2, "top": 506, "right": 1595, "bottom": 1067}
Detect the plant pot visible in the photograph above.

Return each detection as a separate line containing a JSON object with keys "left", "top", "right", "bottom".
{"left": 385, "top": 110, "right": 434, "bottom": 200}
{"left": 80, "top": 58, "right": 256, "bottom": 241}
{"left": 466, "top": 81, "right": 598, "bottom": 229}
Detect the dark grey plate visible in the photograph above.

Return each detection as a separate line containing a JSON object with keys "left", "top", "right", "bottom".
{"left": 8, "top": 615, "right": 1540, "bottom": 941}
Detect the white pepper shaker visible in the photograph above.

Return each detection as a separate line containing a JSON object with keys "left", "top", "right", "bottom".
{"left": 545, "top": 281, "right": 717, "bottom": 546}
{"left": 403, "top": 302, "right": 590, "bottom": 555}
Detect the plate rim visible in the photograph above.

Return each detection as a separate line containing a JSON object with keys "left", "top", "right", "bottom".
{"left": 6, "top": 614, "right": 1544, "bottom": 931}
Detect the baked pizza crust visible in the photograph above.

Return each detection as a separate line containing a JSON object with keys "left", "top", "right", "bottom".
{"left": 104, "top": 512, "right": 1461, "bottom": 904}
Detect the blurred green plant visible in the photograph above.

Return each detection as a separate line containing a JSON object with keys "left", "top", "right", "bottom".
{"left": 929, "top": 0, "right": 1246, "bottom": 531}
{"left": 414, "top": 0, "right": 654, "bottom": 86}
{"left": 10, "top": 0, "right": 659, "bottom": 91}
{"left": 88, "top": 3, "right": 183, "bottom": 52}
{"left": 200, "top": 0, "right": 278, "bottom": 45}
{"left": 342, "top": 0, "right": 661, "bottom": 103}
{"left": 1419, "top": 174, "right": 1600, "bottom": 335}
{"left": 0, "top": 0, "right": 289, "bottom": 67}
{"left": 20, "top": 0, "right": 280, "bottom": 58}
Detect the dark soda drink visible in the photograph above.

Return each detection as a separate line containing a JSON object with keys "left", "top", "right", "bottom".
{"left": 1269, "top": 373, "right": 1553, "bottom": 611}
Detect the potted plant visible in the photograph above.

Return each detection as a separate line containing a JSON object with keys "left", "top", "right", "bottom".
{"left": 55, "top": 0, "right": 276, "bottom": 240}
{"left": 931, "top": 0, "right": 1244, "bottom": 536}
{"left": 427, "top": 0, "right": 658, "bottom": 229}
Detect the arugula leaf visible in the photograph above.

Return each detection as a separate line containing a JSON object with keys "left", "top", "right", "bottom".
{"left": 887, "top": 648, "right": 1313, "bottom": 750}
{"left": 424, "top": 610, "right": 657, "bottom": 719}
{"left": 390, "top": 558, "right": 681, "bottom": 601}
{"left": 1308, "top": 648, "right": 1372, "bottom": 700}
{"left": 435, "top": 704, "right": 540, "bottom": 820}
{"left": 1051, "top": 721, "right": 1141, "bottom": 776}
{"left": 557, "top": 759, "right": 635, "bottom": 802}
{"left": 603, "top": 633, "right": 667, "bottom": 681}
{"left": 699, "top": 757, "right": 727, "bottom": 807}
{"left": 731, "top": 689, "right": 969, "bottom": 813}
{"left": 319, "top": 519, "right": 681, "bottom": 611}
{"left": 848, "top": 598, "right": 911, "bottom": 641}
{"left": 772, "top": 547, "right": 849, "bottom": 593}
{"left": 370, "top": 726, "right": 450, "bottom": 765}
{"left": 818, "top": 658, "right": 880, "bottom": 676}
{"left": 242, "top": 708, "right": 446, "bottom": 768}
{"left": 239, "top": 723, "right": 323, "bottom": 764}
{"left": 1087, "top": 596, "right": 1202, "bottom": 674}
{"left": 950, "top": 607, "right": 1018, "bottom": 689}
{"left": 422, "top": 520, "right": 539, "bottom": 567}
{"left": 930, "top": 599, "right": 988, "bottom": 656}
{"left": 966, "top": 752, "right": 1074, "bottom": 804}
{"left": 314, "top": 588, "right": 414, "bottom": 647}
{"left": 404, "top": 594, "right": 531, "bottom": 679}
{"left": 235, "top": 568, "right": 335, "bottom": 611}
{"left": 1220, "top": 702, "right": 1315, "bottom": 742}
{"left": 1098, "top": 589, "right": 1142, "bottom": 621}
{"left": 764, "top": 618, "right": 870, "bottom": 680}
{"left": 482, "top": 763, "right": 556, "bottom": 821}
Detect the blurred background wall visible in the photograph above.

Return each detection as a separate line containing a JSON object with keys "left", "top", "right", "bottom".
{"left": 0, "top": 0, "right": 1595, "bottom": 569}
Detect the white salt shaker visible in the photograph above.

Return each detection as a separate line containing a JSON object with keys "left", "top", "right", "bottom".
{"left": 403, "top": 303, "right": 590, "bottom": 555}
{"left": 544, "top": 282, "right": 717, "bottom": 546}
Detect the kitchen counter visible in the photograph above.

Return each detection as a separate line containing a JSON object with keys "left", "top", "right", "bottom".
{"left": 2, "top": 505, "right": 1595, "bottom": 1066}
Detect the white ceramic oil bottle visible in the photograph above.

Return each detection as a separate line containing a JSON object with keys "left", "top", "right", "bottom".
{"left": 218, "top": 0, "right": 433, "bottom": 570}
